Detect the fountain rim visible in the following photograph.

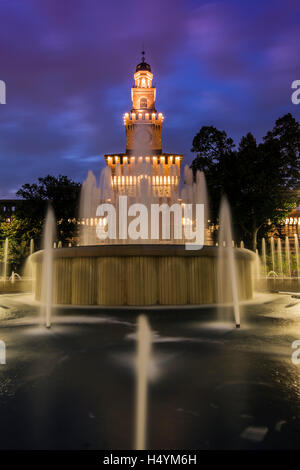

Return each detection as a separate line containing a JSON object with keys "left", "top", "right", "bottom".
{"left": 30, "top": 244, "right": 255, "bottom": 262}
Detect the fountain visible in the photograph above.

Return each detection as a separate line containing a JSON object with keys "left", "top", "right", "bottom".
{"left": 270, "top": 236, "right": 275, "bottom": 273}
{"left": 22, "top": 239, "right": 35, "bottom": 283}
{"left": 135, "top": 314, "right": 152, "bottom": 450}
{"left": 217, "top": 197, "right": 241, "bottom": 328}
{"left": 285, "top": 236, "right": 291, "bottom": 278}
{"left": 2, "top": 237, "right": 9, "bottom": 280}
{"left": 31, "top": 217, "right": 254, "bottom": 307}
{"left": 277, "top": 238, "right": 283, "bottom": 277}
{"left": 295, "top": 234, "right": 299, "bottom": 278}
{"left": 9, "top": 271, "right": 21, "bottom": 284}
{"left": 78, "top": 164, "right": 210, "bottom": 246}
{"left": 255, "top": 249, "right": 261, "bottom": 282}
{"left": 31, "top": 166, "right": 254, "bottom": 307}
{"left": 195, "top": 170, "right": 210, "bottom": 245}
{"left": 40, "top": 206, "right": 56, "bottom": 328}
{"left": 263, "top": 235, "right": 300, "bottom": 292}
{"left": 30, "top": 239, "right": 34, "bottom": 256}
{"left": 79, "top": 170, "right": 101, "bottom": 246}
{"left": 0, "top": 340, "right": 6, "bottom": 365}
{"left": 30, "top": 55, "right": 255, "bottom": 308}
{"left": 261, "top": 238, "right": 267, "bottom": 278}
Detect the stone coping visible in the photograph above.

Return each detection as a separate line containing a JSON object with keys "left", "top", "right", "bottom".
{"left": 31, "top": 244, "right": 255, "bottom": 262}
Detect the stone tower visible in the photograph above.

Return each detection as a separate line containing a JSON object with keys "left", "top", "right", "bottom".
{"left": 125, "top": 51, "right": 162, "bottom": 154}
{"left": 104, "top": 53, "right": 183, "bottom": 198}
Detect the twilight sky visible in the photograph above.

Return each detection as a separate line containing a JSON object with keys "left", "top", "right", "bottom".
{"left": 0, "top": 0, "right": 299, "bottom": 198}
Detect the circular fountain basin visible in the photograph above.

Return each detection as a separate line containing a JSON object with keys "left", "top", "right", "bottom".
{"left": 31, "top": 245, "right": 255, "bottom": 306}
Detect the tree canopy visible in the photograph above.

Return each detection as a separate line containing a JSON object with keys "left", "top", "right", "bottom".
{"left": 191, "top": 114, "right": 300, "bottom": 250}
{"left": 0, "top": 175, "right": 81, "bottom": 267}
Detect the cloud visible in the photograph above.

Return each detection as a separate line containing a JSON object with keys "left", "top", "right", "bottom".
{"left": 185, "top": 0, "right": 300, "bottom": 142}
{"left": 0, "top": 0, "right": 299, "bottom": 196}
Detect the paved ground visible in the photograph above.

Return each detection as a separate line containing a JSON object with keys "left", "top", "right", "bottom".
{"left": 0, "top": 292, "right": 300, "bottom": 449}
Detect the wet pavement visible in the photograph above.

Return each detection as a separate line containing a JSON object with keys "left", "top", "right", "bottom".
{"left": 0, "top": 292, "right": 300, "bottom": 449}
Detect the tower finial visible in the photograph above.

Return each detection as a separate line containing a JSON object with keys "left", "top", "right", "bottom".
{"left": 136, "top": 48, "right": 151, "bottom": 72}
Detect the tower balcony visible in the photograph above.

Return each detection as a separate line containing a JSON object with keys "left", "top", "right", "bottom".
{"left": 123, "top": 112, "right": 164, "bottom": 126}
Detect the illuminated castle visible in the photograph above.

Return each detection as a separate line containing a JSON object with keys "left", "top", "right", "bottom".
{"left": 104, "top": 52, "right": 183, "bottom": 198}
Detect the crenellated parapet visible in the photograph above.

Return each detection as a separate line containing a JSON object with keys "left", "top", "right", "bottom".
{"left": 123, "top": 112, "right": 164, "bottom": 124}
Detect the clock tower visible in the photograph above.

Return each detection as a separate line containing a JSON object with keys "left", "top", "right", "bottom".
{"left": 124, "top": 51, "right": 163, "bottom": 154}
{"left": 103, "top": 53, "right": 183, "bottom": 198}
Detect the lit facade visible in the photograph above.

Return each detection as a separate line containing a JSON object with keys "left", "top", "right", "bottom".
{"left": 104, "top": 53, "right": 183, "bottom": 198}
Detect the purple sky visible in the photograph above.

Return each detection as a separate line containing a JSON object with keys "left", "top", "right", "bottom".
{"left": 0, "top": 0, "right": 299, "bottom": 197}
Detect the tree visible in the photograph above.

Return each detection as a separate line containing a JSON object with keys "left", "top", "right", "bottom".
{"left": 16, "top": 175, "right": 81, "bottom": 244}
{"left": 191, "top": 115, "right": 300, "bottom": 251}
{"left": 191, "top": 126, "right": 235, "bottom": 171}
{"left": 263, "top": 113, "right": 300, "bottom": 187}
{"left": 190, "top": 126, "right": 235, "bottom": 219}
{"left": 0, "top": 175, "right": 81, "bottom": 269}
{"left": 0, "top": 215, "right": 38, "bottom": 269}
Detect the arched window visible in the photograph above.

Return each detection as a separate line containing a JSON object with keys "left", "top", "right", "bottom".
{"left": 141, "top": 78, "right": 146, "bottom": 87}
{"left": 140, "top": 98, "right": 147, "bottom": 109}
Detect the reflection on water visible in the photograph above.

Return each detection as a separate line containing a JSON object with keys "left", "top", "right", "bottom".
{"left": 135, "top": 314, "right": 152, "bottom": 450}
{"left": 2, "top": 294, "right": 300, "bottom": 449}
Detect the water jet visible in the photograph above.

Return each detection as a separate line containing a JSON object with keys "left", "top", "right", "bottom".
{"left": 40, "top": 206, "right": 56, "bottom": 329}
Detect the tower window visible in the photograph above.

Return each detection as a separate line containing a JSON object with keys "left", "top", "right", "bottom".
{"left": 140, "top": 98, "right": 147, "bottom": 109}
{"left": 141, "top": 78, "right": 146, "bottom": 87}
